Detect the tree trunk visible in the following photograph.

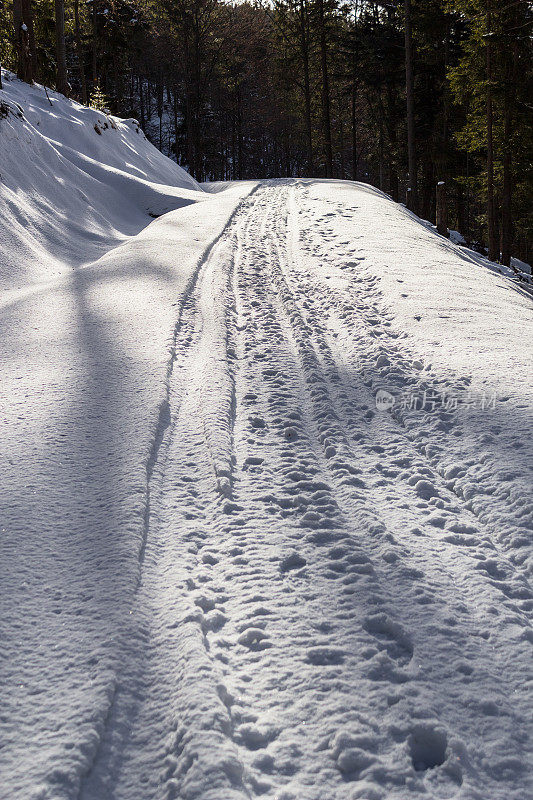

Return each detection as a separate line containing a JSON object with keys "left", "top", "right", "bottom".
{"left": 299, "top": 0, "right": 313, "bottom": 175}
{"left": 456, "top": 184, "right": 466, "bottom": 235}
{"left": 157, "top": 67, "right": 164, "bottom": 150}
{"left": 139, "top": 75, "right": 145, "bottom": 128}
{"left": 55, "top": 0, "right": 68, "bottom": 95}
{"left": 436, "top": 182, "right": 449, "bottom": 237}
{"left": 351, "top": 83, "right": 358, "bottom": 181}
{"left": 500, "top": 8, "right": 518, "bottom": 268}
{"left": 173, "top": 86, "right": 179, "bottom": 162}
{"left": 13, "top": 0, "right": 24, "bottom": 80}
{"left": 186, "top": 87, "right": 196, "bottom": 177}
{"left": 317, "top": 0, "right": 333, "bottom": 178}
{"left": 237, "top": 87, "right": 243, "bottom": 180}
{"left": 385, "top": 82, "right": 399, "bottom": 201}
{"left": 389, "top": 167, "right": 399, "bottom": 202}
{"left": 193, "top": 16, "right": 203, "bottom": 181}
{"left": 114, "top": 54, "right": 124, "bottom": 113}
{"left": 74, "top": 0, "right": 88, "bottom": 104}
{"left": 351, "top": 28, "right": 358, "bottom": 182}
{"left": 501, "top": 96, "right": 512, "bottom": 267}
{"left": 378, "top": 123, "right": 384, "bottom": 190}
{"left": 22, "top": 0, "right": 37, "bottom": 78}
{"left": 486, "top": 3, "right": 498, "bottom": 261}
{"left": 404, "top": 0, "right": 417, "bottom": 212}
{"left": 421, "top": 160, "right": 434, "bottom": 222}
{"left": 92, "top": 0, "right": 98, "bottom": 88}
{"left": 13, "top": 0, "right": 34, "bottom": 83}
{"left": 339, "top": 118, "right": 345, "bottom": 179}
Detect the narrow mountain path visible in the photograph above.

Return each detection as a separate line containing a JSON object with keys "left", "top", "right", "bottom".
{"left": 81, "top": 181, "right": 532, "bottom": 800}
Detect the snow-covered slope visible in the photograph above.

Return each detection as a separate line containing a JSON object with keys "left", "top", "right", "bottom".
{"left": 1, "top": 76, "right": 532, "bottom": 800}
{"left": 0, "top": 70, "right": 200, "bottom": 289}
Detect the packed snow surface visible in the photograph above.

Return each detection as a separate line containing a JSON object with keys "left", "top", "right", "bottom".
{"left": 1, "top": 75, "right": 532, "bottom": 800}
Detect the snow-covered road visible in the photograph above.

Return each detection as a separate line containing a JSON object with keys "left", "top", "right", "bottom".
{"left": 75, "top": 182, "right": 532, "bottom": 800}
{"left": 2, "top": 69, "right": 532, "bottom": 800}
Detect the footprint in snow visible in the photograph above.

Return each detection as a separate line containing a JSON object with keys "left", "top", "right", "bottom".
{"left": 280, "top": 552, "right": 306, "bottom": 573}
{"left": 364, "top": 651, "right": 411, "bottom": 684}
{"left": 408, "top": 723, "right": 450, "bottom": 773}
{"left": 306, "top": 646, "right": 345, "bottom": 665}
{"left": 236, "top": 723, "right": 279, "bottom": 750}
{"left": 363, "top": 613, "right": 413, "bottom": 665}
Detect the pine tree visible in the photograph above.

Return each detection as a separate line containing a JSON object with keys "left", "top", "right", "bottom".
{"left": 90, "top": 83, "right": 108, "bottom": 111}
{"left": 448, "top": 0, "right": 532, "bottom": 264}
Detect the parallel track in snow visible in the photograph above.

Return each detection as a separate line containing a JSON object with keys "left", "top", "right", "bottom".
{"left": 81, "top": 182, "right": 532, "bottom": 800}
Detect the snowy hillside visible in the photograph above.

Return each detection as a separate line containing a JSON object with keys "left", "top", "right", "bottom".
{"left": 0, "top": 70, "right": 200, "bottom": 289}
{"left": 1, "top": 75, "right": 532, "bottom": 800}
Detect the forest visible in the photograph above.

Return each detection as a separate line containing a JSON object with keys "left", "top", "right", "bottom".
{"left": 1, "top": 0, "right": 531, "bottom": 266}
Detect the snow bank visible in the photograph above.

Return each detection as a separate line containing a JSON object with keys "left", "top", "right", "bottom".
{"left": 0, "top": 69, "right": 200, "bottom": 289}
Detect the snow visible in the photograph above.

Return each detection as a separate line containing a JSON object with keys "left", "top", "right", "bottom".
{"left": 1, "top": 74, "right": 532, "bottom": 800}
{"left": 0, "top": 70, "right": 200, "bottom": 291}
{"left": 449, "top": 229, "right": 467, "bottom": 246}
{"left": 512, "top": 256, "right": 531, "bottom": 278}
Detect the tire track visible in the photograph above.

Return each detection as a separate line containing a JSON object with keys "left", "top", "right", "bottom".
{"left": 79, "top": 188, "right": 262, "bottom": 800}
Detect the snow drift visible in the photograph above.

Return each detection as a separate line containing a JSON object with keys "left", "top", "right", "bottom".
{"left": 0, "top": 70, "right": 200, "bottom": 289}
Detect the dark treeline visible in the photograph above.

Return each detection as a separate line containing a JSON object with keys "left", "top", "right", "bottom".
{"left": 1, "top": 0, "right": 531, "bottom": 265}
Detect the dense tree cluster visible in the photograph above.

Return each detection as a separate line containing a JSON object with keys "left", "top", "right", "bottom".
{"left": 1, "top": 0, "right": 531, "bottom": 264}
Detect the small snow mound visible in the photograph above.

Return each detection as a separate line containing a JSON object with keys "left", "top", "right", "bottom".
{"left": 336, "top": 747, "right": 376, "bottom": 776}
